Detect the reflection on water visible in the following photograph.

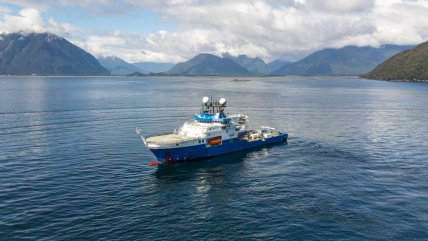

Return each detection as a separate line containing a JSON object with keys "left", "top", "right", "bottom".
{"left": 152, "top": 150, "right": 251, "bottom": 182}
{"left": 152, "top": 141, "right": 288, "bottom": 180}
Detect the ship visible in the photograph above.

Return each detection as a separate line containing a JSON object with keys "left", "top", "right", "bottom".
{"left": 136, "top": 97, "right": 288, "bottom": 165}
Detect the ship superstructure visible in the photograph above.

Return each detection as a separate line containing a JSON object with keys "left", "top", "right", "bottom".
{"left": 136, "top": 97, "right": 287, "bottom": 164}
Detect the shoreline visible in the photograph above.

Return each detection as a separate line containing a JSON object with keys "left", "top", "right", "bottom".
{"left": 0, "top": 74, "right": 427, "bottom": 83}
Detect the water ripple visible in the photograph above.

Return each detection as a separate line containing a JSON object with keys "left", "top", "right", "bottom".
{"left": 1, "top": 76, "right": 427, "bottom": 240}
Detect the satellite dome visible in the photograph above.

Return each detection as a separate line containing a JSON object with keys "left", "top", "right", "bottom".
{"left": 202, "top": 96, "right": 209, "bottom": 104}
{"left": 219, "top": 98, "right": 226, "bottom": 105}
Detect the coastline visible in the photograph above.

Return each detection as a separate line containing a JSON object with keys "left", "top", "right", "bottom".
{"left": 1, "top": 74, "right": 427, "bottom": 83}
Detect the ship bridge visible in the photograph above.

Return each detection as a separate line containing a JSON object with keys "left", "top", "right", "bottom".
{"left": 194, "top": 112, "right": 231, "bottom": 124}
{"left": 194, "top": 97, "right": 231, "bottom": 124}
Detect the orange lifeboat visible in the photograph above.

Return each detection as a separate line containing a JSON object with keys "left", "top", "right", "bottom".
{"left": 208, "top": 136, "right": 222, "bottom": 146}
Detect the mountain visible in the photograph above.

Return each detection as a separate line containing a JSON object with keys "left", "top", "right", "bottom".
{"left": 127, "top": 71, "right": 146, "bottom": 76}
{"left": 98, "top": 56, "right": 140, "bottom": 75}
{"left": 167, "top": 53, "right": 251, "bottom": 76}
{"left": 364, "top": 42, "right": 428, "bottom": 81}
{"left": 267, "top": 59, "right": 292, "bottom": 73}
{"left": 223, "top": 53, "right": 269, "bottom": 74}
{"left": 132, "top": 62, "right": 174, "bottom": 74}
{"left": 0, "top": 32, "right": 109, "bottom": 75}
{"left": 271, "top": 45, "right": 414, "bottom": 75}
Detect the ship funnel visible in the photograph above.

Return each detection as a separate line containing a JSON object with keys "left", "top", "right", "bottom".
{"left": 219, "top": 98, "right": 226, "bottom": 106}
{"left": 202, "top": 96, "right": 209, "bottom": 105}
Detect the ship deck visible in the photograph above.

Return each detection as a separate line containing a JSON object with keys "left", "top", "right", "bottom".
{"left": 240, "top": 131, "right": 282, "bottom": 142}
{"left": 146, "top": 134, "right": 198, "bottom": 144}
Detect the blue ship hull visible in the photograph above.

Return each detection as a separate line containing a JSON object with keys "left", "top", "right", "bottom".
{"left": 149, "top": 133, "right": 288, "bottom": 163}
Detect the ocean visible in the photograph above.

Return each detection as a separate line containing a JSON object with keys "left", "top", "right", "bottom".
{"left": 1, "top": 76, "right": 427, "bottom": 240}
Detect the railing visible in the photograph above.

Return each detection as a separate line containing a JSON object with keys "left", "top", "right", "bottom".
{"left": 146, "top": 136, "right": 200, "bottom": 145}
{"left": 137, "top": 127, "right": 201, "bottom": 145}
{"left": 144, "top": 131, "right": 176, "bottom": 138}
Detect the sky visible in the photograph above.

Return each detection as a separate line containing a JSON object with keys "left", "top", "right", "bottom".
{"left": 0, "top": 0, "right": 428, "bottom": 63}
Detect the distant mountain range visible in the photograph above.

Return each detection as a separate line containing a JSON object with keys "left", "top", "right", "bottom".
{"left": 98, "top": 56, "right": 174, "bottom": 75}
{"left": 167, "top": 53, "right": 251, "bottom": 76}
{"left": 97, "top": 56, "right": 140, "bottom": 75}
{"left": 132, "top": 62, "right": 174, "bottom": 74}
{"left": 167, "top": 45, "right": 413, "bottom": 76}
{"left": 166, "top": 53, "right": 292, "bottom": 76}
{"left": 364, "top": 42, "right": 428, "bottom": 81}
{"left": 267, "top": 59, "right": 291, "bottom": 73}
{"left": 0, "top": 31, "right": 423, "bottom": 79}
{"left": 101, "top": 53, "right": 283, "bottom": 76}
{"left": 271, "top": 45, "right": 414, "bottom": 75}
{"left": 223, "top": 53, "right": 269, "bottom": 74}
{"left": 0, "top": 32, "right": 109, "bottom": 75}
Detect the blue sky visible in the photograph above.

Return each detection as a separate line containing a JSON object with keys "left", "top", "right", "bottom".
{"left": 0, "top": 0, "right": 428, "bottom": 63}
{"left": 1, "top": 1, "right": 174, "bottom": 35}
{"left": 47, "top": 6, "right": 174, "bottom": 35}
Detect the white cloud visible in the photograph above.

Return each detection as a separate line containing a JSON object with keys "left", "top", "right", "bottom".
{"left": 1, "top": 0, "right": 428, "bottom": 63}
{"left": 0, "top": 8, "right": 46, "bottom": 33}
{"left": 0, "top": 7, "right": 86, "bottom": 39}
{"left": 303, "top": 0, "right": 374, "bottom": 12}
{"left": 372, "top": 0, "right": 428, "bottom": 45}
{"left": 120, "top": 0, "right": 379, "bottom": 60}
{"left": 0, "top": 5, "right": 10, "bottom": 14}
{"left": 78, "top": 29, "right": 219, "bottom": 63}
{"left": 129, "top": 0, "right": 428, "bottom": 61}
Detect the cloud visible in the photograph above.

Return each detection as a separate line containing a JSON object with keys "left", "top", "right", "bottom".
{"left": 78, "top": 29, "right": 220, "bottom": 63}
{"left": 0, "top": 5, "right": 10, "bottom": 14}
{"left": 0, "top": 0, "right": 131, "bottom": 14}
{"left": 1, "top": 0, "right": 428, "bottom": 63}
{"left": 0, "top": 7, "right": 86, "bottom": 39}
{"left": 372, "top": 0, "right": 428, "bottom": 45}
{"left": 126, "top": 0, "right": 428, "bottom": 61}
{"left": 0, "top": 8, "right": 46, "bottom": 33}
{"left": 121, "top": 0, "right": 379, "bottom": 60}
{"left": 303, "top": 0, "right": 375, "bottom": 12}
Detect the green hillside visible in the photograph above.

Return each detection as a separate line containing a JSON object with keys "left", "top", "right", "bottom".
{"left": 271, "top": 45, "right": 413, "bottom": 76}
{"left": 364, "top": 42, "right": 428, "bottom": 81}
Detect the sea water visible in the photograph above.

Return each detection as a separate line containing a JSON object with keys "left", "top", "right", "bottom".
{"left": 1, "top": 76, "right": 427, "bottom": 240}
